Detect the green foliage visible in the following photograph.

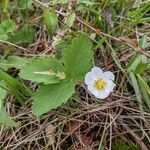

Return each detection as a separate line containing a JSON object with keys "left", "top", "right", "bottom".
{"left": 0, "top": 69, "right": 31, "bottom": 105}
{"left": 43, "top": 8, "right": 58, "bottom": 35}
{"left": 0, "top": 82, "right": 18, "bottom": 127}
{"left": 117, "top": 0, "right": 125, "bottom": 9}
{"left": 137, "top": 75, "right": 150, "bottom": 96}
{"left": 78, "top": 0, "right": 94, "bottom": 6}
{"left": 17, "top": 0, "right": 32, "bottom": 9}
{"left": 127, "top": 53, "right": 150, "bottom": 111}
{"left": 0, "top": 33, "right": 8, "bottom": 40}
{"left": 32, "top": 81, "right": 75, "bottom": 116}
{"left": 10, "top": 24, "right": 35, "bottom": 44}
{"left": 0, "top": 109, "right": 18, "bottom": 127}
{"left": 129, "top": 72, "right": 143, "bottom": 112}
{"left": 0, "top": 56, "right": 29, "bottom": 70}
{"left": 19, "top": 35, "right": 92, "bottom": 116}
{"left": 135, "top": 63, "right": 150, "bottom": 74}
{"left": 0, "top": 56, "right": 31, "bottom": 126}
{"left": 0, "top": 19, "right": 16, "bottom": 33}
{"left": 66, "top": 12, "right": 76, "bottom": 27}
{"left": 0, "top": 0, "right": 9, "bottom": 11}
{"left": 127, "top": 54, "right": 141, "bottom": 73}
{"left": 0, "top": 19, "right": 16, "bottom": 40}
{"left": 19, "top": 57, "right": 65, "bottom": 84}
{"left": 140, "top": 35, "right": 148, "bottom": 49}
{"left": 127, "top": 3, "right": 150, "bottom": 25}
{"left": 63, "top": 35, "right": 92, "bottom": 81}
{"left": 0, "top": 82, "right": 7, "bottom": 108}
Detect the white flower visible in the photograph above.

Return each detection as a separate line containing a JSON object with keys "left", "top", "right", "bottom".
{"left": 85, "top": 67, "right": 116, "bottom": 99}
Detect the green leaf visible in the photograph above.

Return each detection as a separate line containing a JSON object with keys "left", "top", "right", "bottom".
{"left": 141, "top": 54, "right": 148, "bottom": 63}
{"left": 32, "top": 81, "right": 75, "bottom": 116}
{"left": 0, "top": 33, "right": 8, "bottom": 40}
{"left": 63, "top": 35, "right": 92, "bottom": 81}
{"left": 137, "top": 74, "right": 150, "bottom": 96}
{"left": 0, "top": 69, "right": 31, "bottom": 104}
{"left": 19, "top": 57, "right": 65, "bottom": 84}
{"left": 17, "top": 0, "right": 32, "bottom": 9}
{"left": 0, "top": 19, "right": 16, "bottom": 33}
{"left": 140, "top": 35, "right": 148, "bottom": 49}
{"left": 135, "top": 63, "right": 150, "bottom": 74}
{"left": 127, "top": 54, "right": 141, "bottom": 72}
{"left": 66, "top": 12, "right": 76, "bottom": 27}
{"left": 0, "top": 82, "right": 7, "bottom": 108}
{"left": 10, "top": 24, "right": 35, "bottom": 44}
{"left": 140, "top": 81, "right": 150, "bottom": 111}
{"left": 1, "top": 0, "right": 9, "bottom": 11}
{"left": 0, "top": 81, "right": 18, "bottom": 127}
{"left": 117, "top": 0, "right": 125, "bottom": 8}
{"left": 43, "top": 8, "right": 58, "bottom": 35}
{"left": 129, "top": 72, "right": 143, "bottom": 112}
{"left": 0, "top": 109, "right": 18, "bottom": 127}
{"left": 0, "top": 56, "right": 29, "bottom": 70}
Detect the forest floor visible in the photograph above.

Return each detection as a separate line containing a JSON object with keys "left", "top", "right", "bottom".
{"left": 0, "top": 0, "right": 150, "bottom": 150}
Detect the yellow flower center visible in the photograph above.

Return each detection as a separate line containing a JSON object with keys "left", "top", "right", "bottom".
{"left": 94, "top": 79, "right": 106, "bottom": 90}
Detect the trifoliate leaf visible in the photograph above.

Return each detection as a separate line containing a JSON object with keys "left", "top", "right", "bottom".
{"left": 63, "top": 35, "right": 92, "bottom": 81}
{"left": 0, "top": 109, "right": 18, "bottom": 127}
{"left": 32, "top": 81, "right": 75, "bottom": 116}
{"left": 19, "top": 57, "right": 65, "bottom": 84}
{"left": 43, "top": 8, "right": 58, "bottom": 35}
{"left": 66, "top": 12, "right": 76, "bottom": 27}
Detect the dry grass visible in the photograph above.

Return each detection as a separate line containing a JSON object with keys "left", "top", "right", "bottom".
{"left": 1, "top": 76, "right": 150, "bottom": 149}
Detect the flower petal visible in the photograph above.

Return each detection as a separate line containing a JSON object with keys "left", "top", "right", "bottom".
{"left": 85, "top": 72, "right": 94, "bottom": 85}
{"left": 103, "top": 71, "right": 115, "bottom": 81}
{"left": 96, "top": 90, "right": 110, "bottom": 99}
{"left": 106, "top": 80, "right": 116, "bottom": 92}
{"left": 87, "top": 85, "right": 99, "bottom": 96}
{"left": 91, "top": 67, "right": 103, "bottom": 79}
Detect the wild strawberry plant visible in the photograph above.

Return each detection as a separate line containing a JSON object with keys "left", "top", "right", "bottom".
{"left": 19, "top": 35, "right": 92, "bottom": 116}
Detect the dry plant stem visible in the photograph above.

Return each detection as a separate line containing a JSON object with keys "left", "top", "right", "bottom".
{"left": 0, "top": 40, "right": 30, "bottom": 52}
